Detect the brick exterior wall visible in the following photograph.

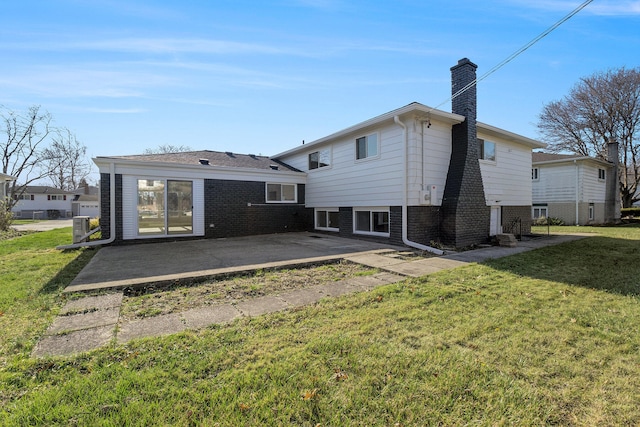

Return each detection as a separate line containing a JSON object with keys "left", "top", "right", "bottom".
{"left": 441, "top": 58, "right": 491, "bottom": 247}
{"left": 407, "top": 206, "right": 441, "bottom": 246}
{"left": 99, "top": 173, "right": 124, "bottom": 243}
{"left": 501, "top": 206, "right": 532, "bottom": 237}
{"left": 203, "top": 179, "right": 312, "bottom": 238}
{"left": 338, "top": 207, "right": 353, "bottom": 239}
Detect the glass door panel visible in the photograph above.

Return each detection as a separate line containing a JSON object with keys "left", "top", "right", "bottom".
{"left": 137, "top": 180, "right": 165, "bottom": 235}
{"left": 167, "top": 180, "right": 192, "bottom": 234}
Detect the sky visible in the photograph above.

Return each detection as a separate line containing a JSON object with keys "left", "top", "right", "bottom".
{"left": 1, "top": 1, "right": 639, "bottom": 183}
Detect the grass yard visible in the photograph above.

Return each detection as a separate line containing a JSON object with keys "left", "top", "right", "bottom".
{"left": 1, "top": 226, "right": 640, "bottom": 425}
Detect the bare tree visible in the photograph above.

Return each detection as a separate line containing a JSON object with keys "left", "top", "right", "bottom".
{"left": 41, "top": 128, "right": 92, "bottom": 191}
{"left": 1, "top": 105, "right": 54, "bottom": 209}
{"left": 143, "top": 144, "right": 192, "bottom": 154}
{"left": 538, "top": 67, "right": 640, "bottom": 207}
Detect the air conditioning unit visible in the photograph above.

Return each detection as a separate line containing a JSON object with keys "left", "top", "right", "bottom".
{"left": 420, "top": 185, "right": 438, "bottom": 205}
{"left": 72, "top": 216, "right": 90, "bottom": 243}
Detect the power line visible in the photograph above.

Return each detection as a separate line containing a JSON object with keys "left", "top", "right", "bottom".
{"left": 433, "top": 0, "right": 594, "bottom": 111}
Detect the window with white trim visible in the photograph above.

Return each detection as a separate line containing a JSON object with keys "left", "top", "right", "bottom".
{"left": 266, "top": 183, "right": 297, "bottom": 203}
{"left": 589, "top": 203, "right": 594, "bottom": 220}
{"left": 308, "top": 148, "right": 331, "bottom": 170}
{"left": 356, "top": 133, "right": 379, "bottom": 160}
{"left": 598, "top": 168, "right": 606, "bottom": 180}
{"left": 532, "top": 205, "right": 548, "bottom": 219}
{"left": 48, "top": 195, "right": 67, "bottom": 201}
{"left": 532, "top": 168, "right": 539, "bottom": 180}
{"left": 315, "top": 208, "right": 339, "bottom": 231}
{"left": 478, "top": 139, "right": 496, "bottom": 162}
{"left": 354, "top": 208, "right": 389, "bottom": 236}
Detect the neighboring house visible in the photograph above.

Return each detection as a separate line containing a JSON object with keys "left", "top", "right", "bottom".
{"left": 11, "top": 186, "right": 76, "bottom": 219}
{"left": 71, "top": 184, "right": 100, "bottom": 218}
{"left": 94, "top": 58, "right": 544, "bottom": 248}
{"left": 532, "top": 152, "right": 612, "bottom": 225}
{"left": 1, "top": 173, "right": 16, "bottom": 199}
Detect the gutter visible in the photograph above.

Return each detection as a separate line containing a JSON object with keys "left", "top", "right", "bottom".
{"left": 394, "top": 115, "right": 444, "bottom": 255}
{"left": 57, "top": 161, "right": 117, "bottom": 250}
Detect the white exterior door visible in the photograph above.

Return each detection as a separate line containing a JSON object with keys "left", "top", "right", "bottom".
{"left": 489, "top": 206, "right": 502, "bottom": 236}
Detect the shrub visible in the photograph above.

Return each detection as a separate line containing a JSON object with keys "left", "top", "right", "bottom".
{"left": 0, "top": 199, "right": 14, "bottom": 231}
{"left": 89, "top": 217, "right": 100, "bottom": 230}
{"left": 533, "top": 216, "right": 565, "bottom": 226}
{"left": 621, "top": 207, "right": 640, "bottom": 218}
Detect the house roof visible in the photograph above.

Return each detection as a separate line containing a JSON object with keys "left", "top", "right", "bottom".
{"left": 97, "top": 150, "right": 302, "bottom": 173}
{"left": 532, "top": 152, "right": 612, "bottom": 166}
{"left": 19, "top": 186, "right": 76, "bottom": 195}
{"left": 273, "top": 102, "right": 545, "bottom": 158}
{"left": 0, "top": 173, "right": 16, "bottom": 181}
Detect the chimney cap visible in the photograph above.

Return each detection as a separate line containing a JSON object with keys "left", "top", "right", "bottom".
{"left": 451, "top": 57, "right": 478, "bottom": 71}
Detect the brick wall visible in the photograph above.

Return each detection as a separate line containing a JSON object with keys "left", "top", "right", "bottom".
{"left": 501, "top": 206, "right": 532, "bottom": 237}
{"left": 407, "top": 206, "right": 441, "bottom": 246}
{"left": 204, "top": 179, "right": 312, "bottom": 238}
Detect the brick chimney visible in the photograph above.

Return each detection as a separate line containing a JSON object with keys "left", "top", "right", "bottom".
{"left": 440, "top": 58, "right": 490, "bottom": 247}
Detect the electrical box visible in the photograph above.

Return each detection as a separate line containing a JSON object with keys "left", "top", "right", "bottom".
{"left": 72, "top": 216, "right": 90, "bottom": 244}
{"left": 420, "top": 185, "right": 438, "bottom": 205}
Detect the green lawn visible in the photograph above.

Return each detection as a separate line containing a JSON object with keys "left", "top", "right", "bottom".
{"left": 1, "top": 226, "right": 639, "bottom": 425}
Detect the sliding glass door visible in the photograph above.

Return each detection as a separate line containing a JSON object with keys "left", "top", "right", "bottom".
{"left": 137, "top": 179, "right": 192, "bottom": 236}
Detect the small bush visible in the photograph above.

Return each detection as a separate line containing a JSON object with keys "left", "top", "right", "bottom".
{"left": 0, "top": 199, "right": 15, "bottom": 231}
{"left": 47, "top": 209, "right": 61, "bottom": 219}
{"left": 533, "top": 216, "right": 565, "bottom": 226}
{"left": 89, "top": 217, "right": 100, "bottom": 230}
{"left": 621, "top": 207, "right": 640, "bottom": 218}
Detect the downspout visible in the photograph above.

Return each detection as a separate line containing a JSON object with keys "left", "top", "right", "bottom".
{"left": 394, "top": 115, "right": 444, "bottom": 255}
{"left": 57, "top": 161, "right": 117, "bottom": 249}
{"left": 574, "top": 159, "right": 579, "bottom": 225}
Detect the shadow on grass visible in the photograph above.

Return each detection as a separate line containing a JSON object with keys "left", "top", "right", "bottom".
{"left": 485, "top": 235, "right": 640, "bottom": 297}
{"left": 39, "top": 248, "right": 99, "bottom": 294}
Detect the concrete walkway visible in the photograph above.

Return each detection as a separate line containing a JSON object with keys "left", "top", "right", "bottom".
{"left": 32, "top": 233, "right": 589, "bottom": 358}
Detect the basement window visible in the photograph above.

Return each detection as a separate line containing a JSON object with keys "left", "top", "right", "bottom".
{"left": 532, "top": 205, "right": 548, "bottom": 219}
{"left": 315, "top": 208, "right": 339, "bottom": 231}
{"left": 354, "top": 208, "right": 389, "bottom": 236}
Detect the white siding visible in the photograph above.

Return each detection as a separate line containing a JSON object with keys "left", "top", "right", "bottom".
{"left": 533, "top": 161, "right": 607, "bottom": 204}
{"left": 533, "top": 163, "right": 578, "bottom": 203}
{"left": 411, "top": 121, "right": 452, "bottom": 205}
{"left": 12, "top": 194, "right": 72, "bottom": 216}
{"left": 279, "top": 122, "right": 406, "bottom": 207}
{"left": 478, "top": 134, "right": 533, "bottom": 206}
{"left": 581, "top": 164, "right": 607, "bottom": 202}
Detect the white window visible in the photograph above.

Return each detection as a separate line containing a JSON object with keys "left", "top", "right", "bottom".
{"left": 598, "top": 168, "right": 606, "bottom": 180}
{"left": 315, "top": 208, "right": 339, "bottom": 231}
{"left": 479, "top": 139, "right": 496, "bottom": 162}
{"left": 48, "top": 195, "right": 67, "bottom": 201}
{"left": 589, "top": 203, "right": 594, "bottom": 220}
{"left": 354, "top": 208, "right": 390, "bottom": 236}
{"left": 308, "top": 148, "right": 331, "bottom": 170}
{"left": 266, "top": 183, "right": 297, "bottom": 203}
{"left": 356, "top": 133, "right": 379, "bottom": 160}
{"left": 532, "top": 205, "right": 548, "bottom": 219}
{"left": 532, "top": 168, "right": 539, "bottom": 180}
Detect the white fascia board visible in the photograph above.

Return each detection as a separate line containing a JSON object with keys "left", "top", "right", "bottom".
{"left": 478, "top": 122, "right": 546, "bottom": 149}
{"left": 533, "top": 157, "right": 612, "bottom": 167}
{"left": 271, "top": 103, "right": 465, "bottom": 158}
{"left": 93, "top": 157, "right": 307, "bottom": 184}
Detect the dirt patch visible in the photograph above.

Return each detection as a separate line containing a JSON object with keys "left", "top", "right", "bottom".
{"left": 119, "top": 261, "right": 378, "bottom": 321}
